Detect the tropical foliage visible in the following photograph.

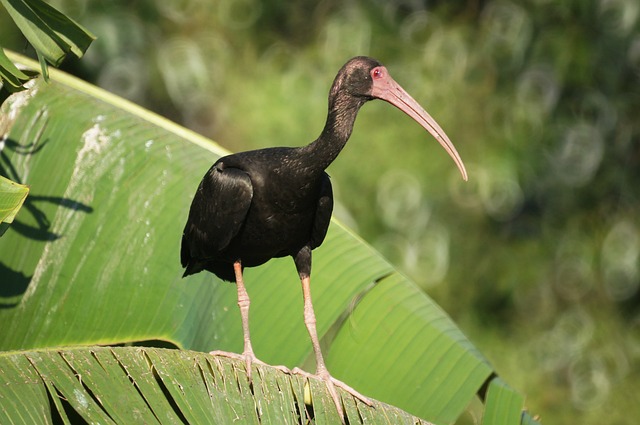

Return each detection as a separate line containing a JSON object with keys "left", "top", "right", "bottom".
{"left": 0, "top": 53, "right": 535, "bottom": 424}
{"left": 2, "top": 0, "right": 639, "bottom": 423}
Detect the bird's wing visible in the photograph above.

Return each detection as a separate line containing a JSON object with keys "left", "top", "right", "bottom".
{"left": 181, "top": 166, "right": 253, "bottom": 267}
{"left": 310, "top": 172, "right": 334, "bottom": 249}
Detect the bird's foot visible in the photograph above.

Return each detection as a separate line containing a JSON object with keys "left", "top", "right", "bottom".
{"left": 209, "top": 349, "right": 246, "bottom": 362}
{"left": 292, "top": 366, "right": 373, "bottom": 422}
{"left": 209, "top": 350, "right": 291, "bottom": 379}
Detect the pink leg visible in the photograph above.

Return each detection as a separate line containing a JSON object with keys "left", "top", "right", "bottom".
{"left": 210, "top": 261, "right": 289, "bottom": 379}
{"left": 234, "top": 260, "right": 256, "bottom": 379}
{"left": 293, "top": 275, "right": 372, "bottom": 421}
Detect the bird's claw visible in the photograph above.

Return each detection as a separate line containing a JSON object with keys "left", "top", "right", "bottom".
{"left": 209, "top": 349, "right": 246, "bottom": 361}
{"left": 209, "top": 350, "right": 291, "bottom": 378}
{"left": 291, "top": 367, "right": 373, "bottom": 410}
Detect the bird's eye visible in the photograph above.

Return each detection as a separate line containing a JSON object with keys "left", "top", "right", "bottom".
{"left": 372, "top": 68, "right": 383, "bottom": 79}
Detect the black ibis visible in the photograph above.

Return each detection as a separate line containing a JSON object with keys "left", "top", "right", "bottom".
{"left": 181, "top": 56, "right": 467, "bottom": 419}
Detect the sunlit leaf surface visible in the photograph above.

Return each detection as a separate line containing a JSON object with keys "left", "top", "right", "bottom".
{"left": 0, "top": 175, "right": 29, "bottom": 223}
{"left": 482, "top": 377, "right": 524, "bottom": 425}
{"left": 0, "top": 347, "right": 436, "bottom": 425}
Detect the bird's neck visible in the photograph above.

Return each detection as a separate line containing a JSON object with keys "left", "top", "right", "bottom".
{"left": 303, "top": 91, "right": 365, "bottom": 172}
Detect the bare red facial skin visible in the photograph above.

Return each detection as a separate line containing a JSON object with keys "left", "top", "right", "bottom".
{"left": 371, "top": 67, "right": 385, "bottom": 80}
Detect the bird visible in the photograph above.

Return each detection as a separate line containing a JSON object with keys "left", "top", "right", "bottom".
{"left": 181, "top": 56, "right": 467, "bottom": 421}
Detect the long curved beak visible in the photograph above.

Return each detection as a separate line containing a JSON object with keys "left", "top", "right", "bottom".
{"left": 370, "top": 67, "right": 468, "bottom": 181}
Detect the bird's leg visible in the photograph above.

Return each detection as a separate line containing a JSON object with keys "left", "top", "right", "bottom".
{"left": 293, "top": 273, "right": 373, "bottom": 420}
{"left": 210, "top": 261, "right": 290, "bottom": 379}
{"left": 234, "top": 260, "right": 257, "bottom": 380}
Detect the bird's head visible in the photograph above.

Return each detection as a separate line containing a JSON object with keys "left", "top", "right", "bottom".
{"left": 335, "top": 56, "right": 468, "bottom": 181}
{"left": 336, "top": 56, "right": 384, "bottom": 99}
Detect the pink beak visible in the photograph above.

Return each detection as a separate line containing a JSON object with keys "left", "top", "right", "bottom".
{"left": 370, "top": 66, "right": 468, "bottom": 181}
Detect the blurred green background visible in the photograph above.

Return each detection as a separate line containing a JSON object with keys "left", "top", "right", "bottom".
{"left": 2, "top": 0, "right": 639, "bottom": 423}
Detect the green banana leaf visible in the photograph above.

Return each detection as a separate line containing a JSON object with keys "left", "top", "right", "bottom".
{"left": 0, "top": 0, "right": 95, "bottom": 81}
{"left": 482, "top": 378, "right": 525, "bottom": 425}
{"left": 0, "top": 48, "right": 31, "bottom": 92}
{"left": 0, "top": 174, "right": 29, "bottom": 236}
{"left": 0, "top": 51, "right": 537, "bottom": 424}
{"left": 0, "top": 347, "right": 435, "bottom": 425}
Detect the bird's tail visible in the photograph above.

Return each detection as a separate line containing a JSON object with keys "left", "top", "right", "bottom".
{"left": 182, "top": 261, "right": 204, "bottom": 278}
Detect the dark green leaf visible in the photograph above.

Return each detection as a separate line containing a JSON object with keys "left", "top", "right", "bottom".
{"left": 0, "top": 47, "right": 31, "bottom": 91}
{"left": 0, "top": 0, "right": 94, "bottom": 67}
